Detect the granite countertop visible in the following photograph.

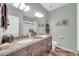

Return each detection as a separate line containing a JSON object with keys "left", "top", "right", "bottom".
{"left": 0, "top": 35, "right": 51, "bottom": 56}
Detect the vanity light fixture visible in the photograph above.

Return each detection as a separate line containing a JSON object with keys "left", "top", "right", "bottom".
{"left": 13, "top": 3, "right": 20, "bottom": 8}
{"left": 35, "top": 12, "right": 44, "bottom": 18}
{"left": 24, "top": 5, "right": 30, "bottom": 12}
{"left": 19, "top": 3, "right": 25, "bottom": 10}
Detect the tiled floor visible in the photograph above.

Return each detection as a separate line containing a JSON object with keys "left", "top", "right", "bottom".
{"left": 48, "top": 47, "right": 79, "bottom": 56}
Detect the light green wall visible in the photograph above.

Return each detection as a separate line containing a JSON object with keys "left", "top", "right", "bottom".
{"left": 48, "top": 4, "right": 77, "bottom": 51}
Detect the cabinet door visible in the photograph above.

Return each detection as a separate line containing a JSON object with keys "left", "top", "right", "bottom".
{"left": 47, "top": 37, "right": 52, "bottom": 52}
{"left": 7, "top": 47, "right": 28, "bottom": 56}
{"left": 42, "top": 37, "right": 52, "bottom": 56}
{"left": 42, "top": 39, "right": 48, "bottom": 56}
{"left": 28, "top": 41, "right": 42, "bottom": 56}
{"left": 29, "top": 48, "right": 41, "bottom": 56}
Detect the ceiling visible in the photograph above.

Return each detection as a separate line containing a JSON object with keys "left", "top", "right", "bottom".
{"left": 40, "top": 3, "right": 68, "bottom": 12}
{"left": 9, "top": 3, "right": 68, "bottom": 18}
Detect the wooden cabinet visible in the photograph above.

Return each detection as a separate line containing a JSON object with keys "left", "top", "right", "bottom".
{"left": 28, "top": 48, "right": 41, "bottom": 56}
{"left": 6, "top": 36, "right": 52, "bottom": 56}
{"left": 42, "top": 36, "right": 52, "bottom": 56}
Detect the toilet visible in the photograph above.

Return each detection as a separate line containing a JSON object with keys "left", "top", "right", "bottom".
{"left": 52, "top": 41, "right": 57, "bottom": 50}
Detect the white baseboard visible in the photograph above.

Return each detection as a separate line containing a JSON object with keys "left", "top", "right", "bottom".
{"left": 56, "top": 46, "right": 78, "bottom": 54}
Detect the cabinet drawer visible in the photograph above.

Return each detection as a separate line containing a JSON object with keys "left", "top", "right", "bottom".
{"left": 28, "top": 41, "right": 42, "bottom": 51}
{"left": 7, "top": 47, "right": 28, "bottom": 56}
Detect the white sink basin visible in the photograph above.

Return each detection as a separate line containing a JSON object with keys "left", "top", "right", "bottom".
{"left": 17, "top": 39, "right": 32, "bottom": 44}
{"left": 37, "top": 35, "right": 48, "bottom": 38}
{"left": 0, "top": 43, "right": 10, "bottom": 50}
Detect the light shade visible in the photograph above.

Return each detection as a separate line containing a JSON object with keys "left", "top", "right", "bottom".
{"left": 13, "top": 3, "right": 20, "bottom": 8}
{"left": 24, "top": 5, "right": 30, "bottom": 12}
{"left": 19, "top": 3, "right": 25, "bottom": 10}
{"left": 35, "top": 12, "right": 44, "bottom": 18}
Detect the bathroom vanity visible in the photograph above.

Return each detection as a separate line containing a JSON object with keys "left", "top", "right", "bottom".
{"left": 0, "top": 35, "right": 52, "bottom": 56}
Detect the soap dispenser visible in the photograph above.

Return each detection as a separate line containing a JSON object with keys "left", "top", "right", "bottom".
{"left": 29, "top": 29, "right": 32, "bottom": 38}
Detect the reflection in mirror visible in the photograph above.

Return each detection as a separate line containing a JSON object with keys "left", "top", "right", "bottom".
{"left": 0, "top": 15, "right": 19, "bottom": 42}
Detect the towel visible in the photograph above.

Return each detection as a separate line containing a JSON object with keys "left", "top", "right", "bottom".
{"left": 1, "top": 3, "right": 9, "bottom": 30}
